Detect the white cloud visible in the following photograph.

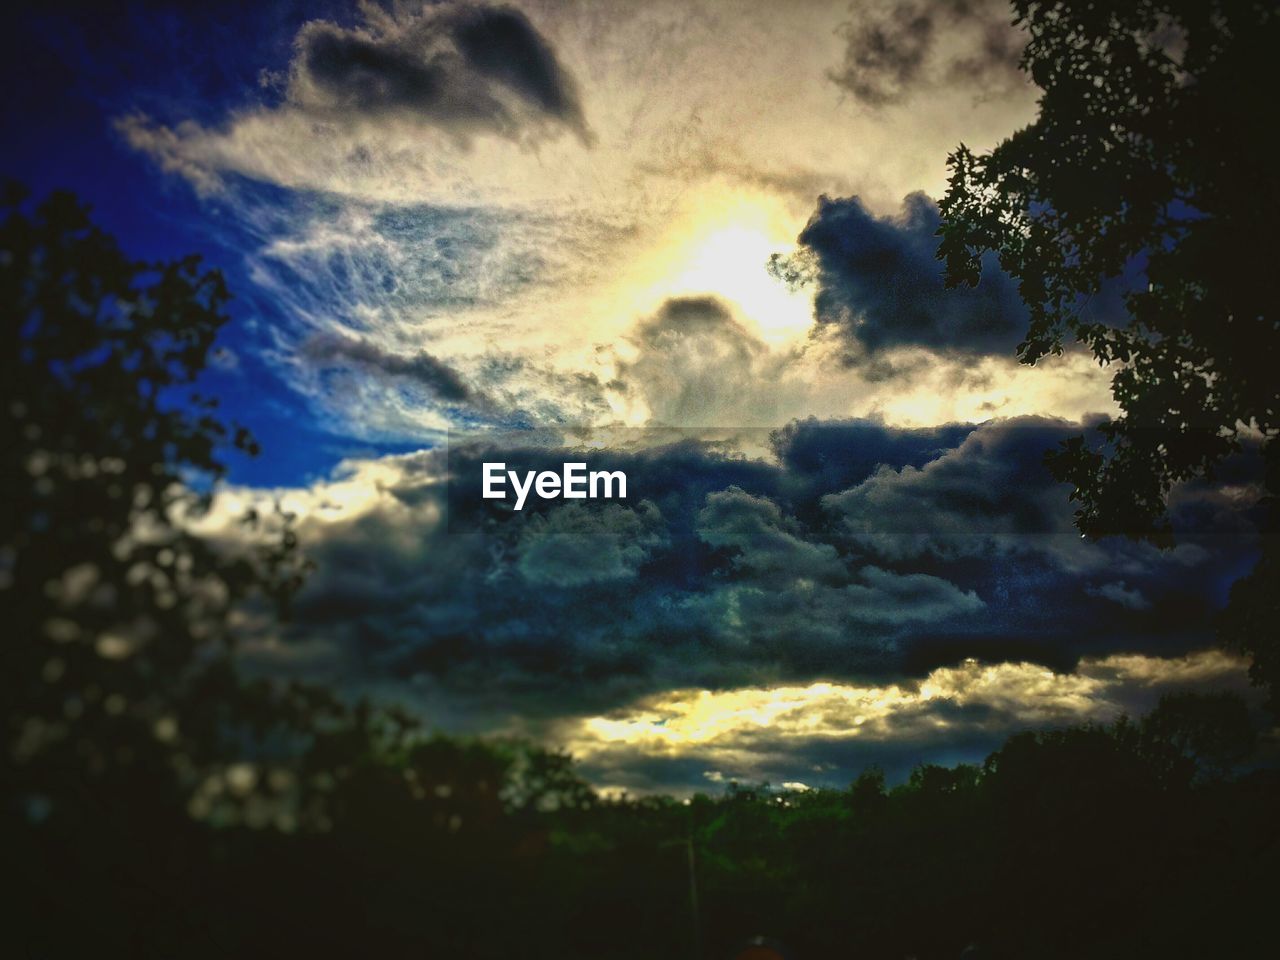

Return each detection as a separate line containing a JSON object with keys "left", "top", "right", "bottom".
{"left": 113, "top": 0, "right": 1091, "bottom": 444}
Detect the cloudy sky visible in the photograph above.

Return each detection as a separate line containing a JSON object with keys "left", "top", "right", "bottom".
{"left": 6, "top": 0, "right": 1263, "bottom": 793}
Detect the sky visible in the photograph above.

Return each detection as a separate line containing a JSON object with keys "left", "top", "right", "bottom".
{"left": 5, "top": 0, "right": 1265, "bottom": 793}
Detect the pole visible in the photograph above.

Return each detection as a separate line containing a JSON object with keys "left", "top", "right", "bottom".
{"left": 686, "top": 828, "right": 702, "bottom": 960}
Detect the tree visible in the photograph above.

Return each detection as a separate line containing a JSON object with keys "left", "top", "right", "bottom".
{"left": 1141, "top": 690, "right": 1256, "bottom": 781}
{"left": 1, "top": 183, "right": 310, "bottom": 827}
{"left": 938, "top": 0, "right": 1279, "bottom": 700}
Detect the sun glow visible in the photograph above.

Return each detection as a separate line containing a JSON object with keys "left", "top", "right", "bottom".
{"left": 613, "top": 190, "right": 816, "bottom": 347}
{"left": 665, "top": 224, "right": 813, "bottom": 343}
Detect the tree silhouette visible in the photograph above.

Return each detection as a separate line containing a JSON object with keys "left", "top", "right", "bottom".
{"left": 1141, "top": 689, "right": 1257, "bottom": 781}
{"left": 1, "top": 183, "right": 313, "bottom": 822}
{"left": 938, "top": 0, "right": 1280, "bottom": 703}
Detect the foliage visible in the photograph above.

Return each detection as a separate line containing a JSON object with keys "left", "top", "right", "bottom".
{"left": 938, "top": 0, "right": 1280, "bottom": 702}
{"left": 2, "top": 182, "right": 307, "bottom": 821}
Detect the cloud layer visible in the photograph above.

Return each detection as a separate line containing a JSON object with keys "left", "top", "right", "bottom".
{"left": 200, "top": 414, "right": 1262, "bottom": 789}
{"left": 565, "top": 649, "right": 1253, "bottom": 792}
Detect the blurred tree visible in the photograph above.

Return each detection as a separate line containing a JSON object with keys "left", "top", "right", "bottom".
{"left": 1, "top": 182, "right": 313, "bottom": 827}
{"left": 939, "top": 0, "right": 1280, "bottom": 704}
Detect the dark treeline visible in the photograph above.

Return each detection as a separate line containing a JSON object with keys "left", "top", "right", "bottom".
{"left": 11, "top": 696, "right": 1279, "bottom": 958}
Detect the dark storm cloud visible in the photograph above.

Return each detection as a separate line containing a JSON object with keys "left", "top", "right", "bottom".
{"left": 770, "top": 417, "right": 974, "bottom": 505}
{"left": 302, "top": 27, "right": 460, "bottom": 116}
{"left": 788, "top": 192, "right": 1027, "bottom": 358}
{"left": 451, "top": 6, "right": 586, "bottom": 129}
{"left": 294, "top": 3, "right": 590, "bottom": 143}
{"left": 831, "top": 2, "right": 934, "bottom": 107}
{"left": 301, "top": 332, "right": 488, "bottom": 408}
{"left": 696, "top": 486, "right": 846, "bottom": 583}
{"left": 254, "top": 417, "right": 1258, "bottom": 732}
{"left": 819, "top": 415, "right": 1259, "bottom": 669}
{"left": 829, "top": 0, "right": 1025, "bottom": 107}
{"left": 514, "top": 502, "right": 669, "bottom": 588}
{"left": 824, "top": 415, "right": 1079, "bottom": 545}
{"left": 278, "top": 435, "right": 989, "bottom": 719}
{"left": 824, "top": 416, "right": 1256, "bottom": 552}
{"left": 1085, "top": 581, "right": 1152, "bottom": 611}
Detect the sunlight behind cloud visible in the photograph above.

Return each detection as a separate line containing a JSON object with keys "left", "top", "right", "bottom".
{"left": 604, "top": 189, "right": 816, "bottom": 348}
{"left": 665, "top": 223, "right": 812, "bottom": 344}
{"left": 113, "top": 0, "right": 1059, "bottom": 440}
{"left": 563, "top": 650, "right": 1249, "bottom": 758}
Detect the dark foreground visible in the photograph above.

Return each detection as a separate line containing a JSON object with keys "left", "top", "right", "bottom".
{"left": 10, "top": 708, "right": 1279, "bottom": 959}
